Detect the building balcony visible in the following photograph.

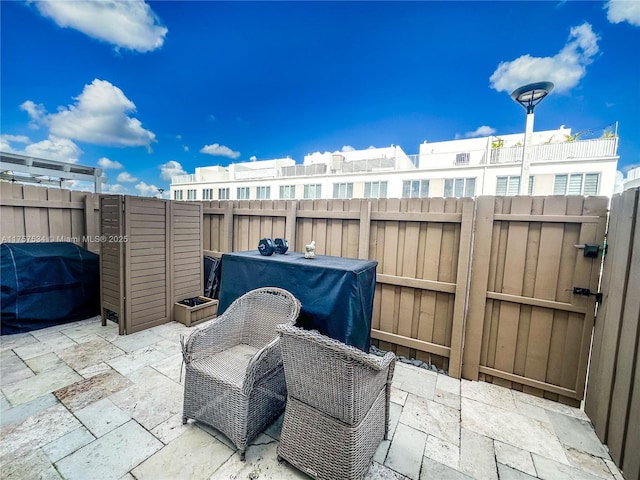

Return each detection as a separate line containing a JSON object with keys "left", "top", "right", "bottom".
{"left": 487, "top": 137, "right": 619, "bottom": 165}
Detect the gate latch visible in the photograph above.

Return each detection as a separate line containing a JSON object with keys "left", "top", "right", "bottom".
{"left": 573, "top": 287, "right": 603, "bottom": 303}
{"left": 574, "top": 243, "right": 605, "bottom": 258}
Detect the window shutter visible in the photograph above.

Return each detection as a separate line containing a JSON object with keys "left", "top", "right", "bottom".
{"left": 444, "top": 179, "right": 453, "bottom": 197}
{"left": 496, "top": 177, "right": 507, "bottom": 195}
{"left": 402, "top": 181, "right": 410, "bottom": 198}
{"left": 420, "top": 180, "right": 429, "bottom": 197}
{"left": 466, "top": 178, "right": 476, "bottom": 197}
{"left": 554, "top": 175, "right": 568, "bottom": 195}
{"left": 568, "top": 174, "right": 583, "bottom": 195}
{"left": 507, "top": 177, "right": 520, "bottom": 196}
{"left": 584, "top": 174, "right": 599, "bottom": 195}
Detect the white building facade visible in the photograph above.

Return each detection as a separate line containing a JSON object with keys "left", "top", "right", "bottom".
{"left": 170, "top": 127, "right": 619, "bottom": 201}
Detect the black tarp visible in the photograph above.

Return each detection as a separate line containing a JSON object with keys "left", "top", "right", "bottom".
{"left": 218, "top": 251, "right": 377, "bottom": 352}
{"left": 1, "top": 242, "right": 100, "bottom": 335}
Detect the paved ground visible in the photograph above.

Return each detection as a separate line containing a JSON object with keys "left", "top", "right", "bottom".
{"left": 0, "top": 317, "right": 626, "bottom": 480}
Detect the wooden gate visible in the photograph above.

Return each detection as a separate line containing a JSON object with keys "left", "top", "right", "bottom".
{"left": 585, "top": 187, "right": 640, "bottom": 479}
{"left": 461, "top": 196, "right": 608, "bottom": 405}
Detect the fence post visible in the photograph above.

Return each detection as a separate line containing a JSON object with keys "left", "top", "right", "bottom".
{"left": 286, "top": 201, "right": 297, "bottom": 251}
{"left": 461, "top": 196, "right": 495, "bottom": 380}
{"left": 84, "top": 194, "right": 99, "bottom": 253}
{"left": 223, "top": 202, "right": 234, "bottom": 252}
{"left": 358, "top": 201, "right": 371, "bottom": 260}
{"left": 449, "top": 197, "right": 475, "bottom": 379}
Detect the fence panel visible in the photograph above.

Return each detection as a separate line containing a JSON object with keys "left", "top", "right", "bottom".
{"left": 462, "top": 195, "right": 608, "bottom": 405}
{"left": 201, "top": 198, "right": 473, "bottom": 376}
{"left": 0, "top": 183, "right": 99, "bottom": 252}
{"left": 586, "top": 187, "right": 640, "bottom": 480}
{"left": 366, "top": 197, "right": 472, "bottom": 374}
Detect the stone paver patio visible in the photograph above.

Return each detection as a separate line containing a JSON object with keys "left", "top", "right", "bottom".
{"left": 0, "top": 317, "right": 626, "bottom": 480}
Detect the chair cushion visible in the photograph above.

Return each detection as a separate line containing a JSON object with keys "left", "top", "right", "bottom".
{"left": 190, "top": 344, "right": 259, "bottom": 389}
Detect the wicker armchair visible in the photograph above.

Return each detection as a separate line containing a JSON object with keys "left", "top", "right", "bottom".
{"left": 276, "top": 324, "right": 395, "bottom": 480}
{"left": 181, "top": 287, "right": 301, "bottom": 460}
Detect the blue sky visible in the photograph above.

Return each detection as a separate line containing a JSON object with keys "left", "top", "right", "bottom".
{"left": 1, "top": 1, "right": 639, "bottom": 196}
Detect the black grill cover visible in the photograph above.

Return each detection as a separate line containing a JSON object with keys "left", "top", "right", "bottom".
{"left": 1, "top": 242, "right": 100, "bottom": 335}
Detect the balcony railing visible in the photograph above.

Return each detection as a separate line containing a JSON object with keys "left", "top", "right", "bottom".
{"left": 489, "top": 137, "right": 618, "bottom": 165}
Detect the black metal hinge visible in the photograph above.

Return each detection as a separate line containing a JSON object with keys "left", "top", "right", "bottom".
{"left": 573, "top": 287, "right": 603, "bottom": 304}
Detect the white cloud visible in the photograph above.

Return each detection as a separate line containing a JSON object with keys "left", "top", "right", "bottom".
{"left": 183, "top": 145, "right": 189, "bottom": 152}
{"left": 605, "top": 0, "right": 640, "bottom": 27}
{"left": 463, "top": 126, "right": 497, "bottom": 138}
{"left": 20, "top": 101, "right": 46, "bottom": 128}
{"left": 1, "top": 133, "right": 82, "bottom": 163}
{"left": 32, "top": 0, "right": 167, "bottom": 52}
{"left": 135, "top": 181, "right": 163, "bottom": 197}
{"left": 22, "top": 79, "right": 156, "bottom": 148}
{"left": 0, "top": 134, "right": 31, "bottom": 152}
{"left": 614, "top": 170, "right": 625, "bottom": 193}
{"left": 490, "top": 23, "right": 600, "bottom": 94}
{"left": 200, "top": 143, "right": 241, "bottom": 159}
{"left": 160, "top": 160, "right": 187, "bottom": 181}
{"left": 249, "top": 155, "right": 257, "bottom": 161}
{"left": 24, "top": 136, "right": 83, "bottom": 162}
{"left": 341, "top": 145, "right": 355, "bottom": 152}
{"left": 59, "top": 180, "right": 96, "bottom": 193}
{"left": 117, "top": 172, "right": 138, "bottom": 183}
{"left": 104, "top": 183, "right": 130, "bottom": 195}
{"left": 98, "top": 157, "right": 123, "bottom": 169}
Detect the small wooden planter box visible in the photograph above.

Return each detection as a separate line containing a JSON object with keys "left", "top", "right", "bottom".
{"left": 174, "top": 297, "right": 218, "bottom": 327}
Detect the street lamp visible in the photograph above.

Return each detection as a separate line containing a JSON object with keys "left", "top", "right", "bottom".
{"left": 510, "top": 81, "right": 554, "bottom": 195}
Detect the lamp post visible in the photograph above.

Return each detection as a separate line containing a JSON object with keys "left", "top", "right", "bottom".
{"left": 510, "top": 81, "right": 554, "bottom": 195}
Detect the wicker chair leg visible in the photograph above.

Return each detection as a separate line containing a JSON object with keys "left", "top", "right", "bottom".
{"left": 240, "top": 450, "right": 246, "bottom": 461}
{"left": 182, "top": 416, "right": 188, "bottom": 425}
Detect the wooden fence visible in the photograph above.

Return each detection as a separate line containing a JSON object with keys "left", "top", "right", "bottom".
{"left": 0, "top": 185, "right": 609, "bottom": 403}
{"left": 200, "top": 195, "right": 608, "bottom": 403}
{"left": 201, "top": 198, "right": 473, "bottom": 377}
{"left": 0, "top": 183, "right": 100, "bottom": 254}
{"left": 586, "top": 187, "right": 640, "bottom": 480}
{"left": 461, "top": 196, "right": 607, "bottom": 406}
{"left": 4, "top": 183, "right": 638, "bottom": 476}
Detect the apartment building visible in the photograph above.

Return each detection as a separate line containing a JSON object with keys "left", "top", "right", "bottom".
{"left": 170, "top": 126, "right": 619, "bottom": 201}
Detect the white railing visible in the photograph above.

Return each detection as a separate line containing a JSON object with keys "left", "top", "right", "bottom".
{"left": 490, "top": 138, "right": 618, "bottom": 165}
{"left": 233, "top": 167, "right": 277, "bottom": 180}
{"left": 172, "top": 172, "right": 224, "bottom": 184}
{"left": 627, "top": 167, "right": 640, "bottom": 181}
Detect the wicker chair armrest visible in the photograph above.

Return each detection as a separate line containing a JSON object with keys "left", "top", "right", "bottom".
{"left": 276, "top": 324, "right": 395, "bottom": 371}
{"left": 182, "top": 312, "right": 244, "bottom": 364}
{"left": 242, "top": 337, "right": 283, "bottom": 395}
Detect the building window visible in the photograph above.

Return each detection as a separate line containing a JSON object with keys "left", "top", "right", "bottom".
{"left": 364, "top": 181, "right": 388, "bottom": 198}
{"left": 202, "top": 188, "right": 213, "bottom": 200}
{"left": 333, "top": 183, "right": 353, "bottom": 199}
{"left": 455, "top": 153, "right": 470, "bottom": 165}
{"left": 304, "top": 184, "right": 322, "bottom": 199}
{"left": 495, "top": 176, "right": 534, "bottom": 196}
{"left": 218, "top": 188, "right": 230, "bottom": 200}
{"left": 174, "top": 190, "right": 183, "bottom": 200}
{"left": 256, "top": 186, "right": 271, "bottom": 200}
{"left": 444, "top": 177, "right": 476, "bottom": 197}
{"left": 237, "top": 187, "right": 250, "bottom": 200}
{"left": 187, "top": 189, "right": 196, "bottom": 200}
{"left": 554, "top": 173, "right": 599, "bottom": 196}
{"left": 280, "top": 185, "right": 296, "bottom": 199}
{"left": 402, "top": 180, "right": 429, "bottom": 198}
